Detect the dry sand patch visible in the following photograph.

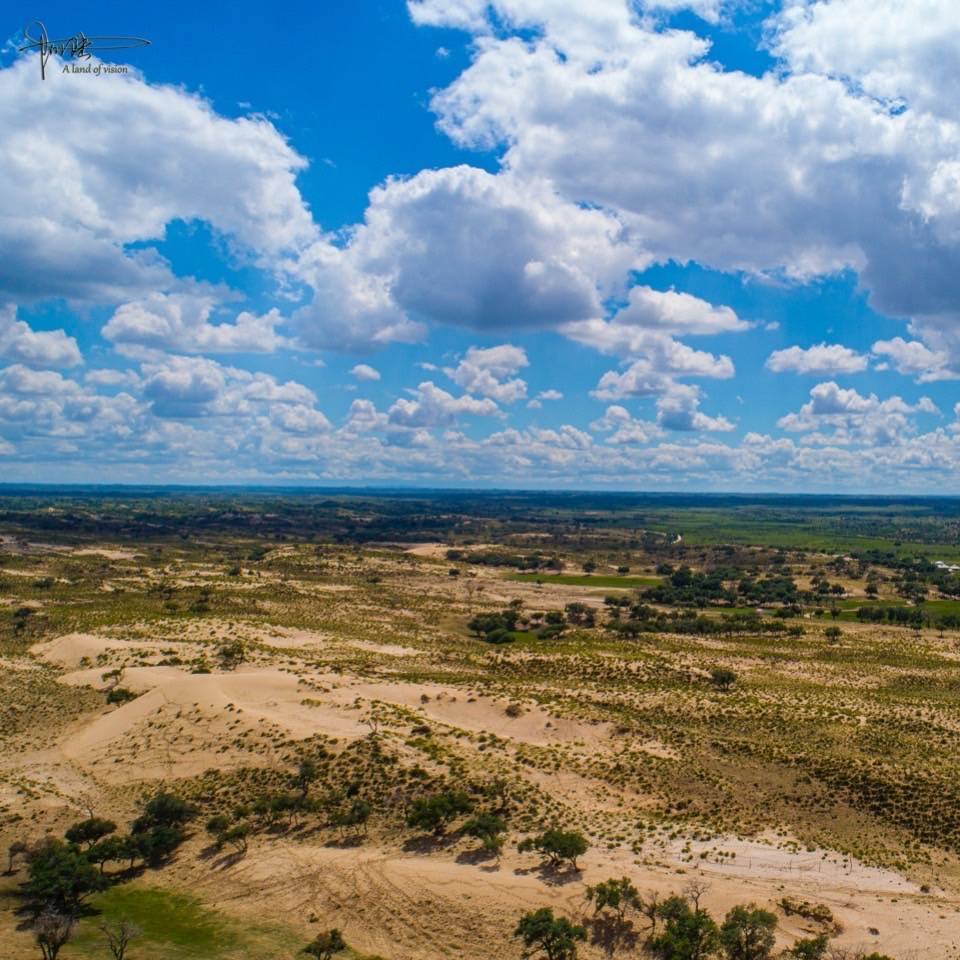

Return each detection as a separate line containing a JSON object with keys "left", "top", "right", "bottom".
{"left": 71, "top": 547, "right": 138, "bottom": 560}
{"left": 321, "top": 679, "right": 611, "bottom": 746}
{"left": 185, "top": 836, "right": 944, "bottom": 960}
{"left": 32, "top": 632, "right": 183, "bottom": 669}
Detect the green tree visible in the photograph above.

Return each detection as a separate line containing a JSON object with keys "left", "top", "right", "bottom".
{"left": 406, "top": 791, "right": 473, "bottom": 834}
{"left": 86, "top": 835, "right": 128, "bottom": 874}
{"left": 719, "top": 904, "right": 777, "bottom": 960}
{"left": 650, "top": 896, "right": 720, "bottom": 960}
{"left": 217, "top": 639, "right": 247, "bottom": 669}
{"left": 130, "top": 791, "right": 196, "bottom": 865}
{"left": 332, "top": 799, "right": 372, "bottom": 837}
{"left": 785, "top": 935, "right": 828, "bottom": 960}
{"left": 133, "top": 823, "right": 187, "bottom": 866}
{"left": 518, "top": 829, "right": 588, "bottom": 870}
{"left": 132, "top": 791, "right": 197, "bottom": 832}
{"left": 585, "top": 876, "right": 641, "bottom": 922}
{"left": 514, "top": 908, "right": 586, "bottom": 960}
{"left": 25, "top": 839, "right": 106, "bottom": 913}
{"left": 64, "top": 817, "right": 116, "bottom": 849}
{"left": 294, "top": 758, "right": 320, "bottom": 797}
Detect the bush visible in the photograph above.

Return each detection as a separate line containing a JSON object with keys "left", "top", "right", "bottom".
{"left": 106, "top": 687, "right": 138, "bottom": 705}
{"left": 710, "top": 668, "right": 737, "bottom": 692}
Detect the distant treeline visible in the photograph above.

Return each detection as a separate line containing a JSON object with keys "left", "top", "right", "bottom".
{"left": 856, "top": 606, "right": 960, "bottom": 630}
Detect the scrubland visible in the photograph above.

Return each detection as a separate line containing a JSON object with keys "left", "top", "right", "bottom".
{"left": 2, "top": 492, "right": 960, "bottom": 959}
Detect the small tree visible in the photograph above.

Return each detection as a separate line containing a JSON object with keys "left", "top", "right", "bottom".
{"left": 303, "top": 928, "right": 346, "bottom": 959}
{"left": 100, "top": 919, "right": 140, "bottom": 960}
{"left": 683, "top": 881, "right": 710, "bottom": 913}
{"left": 824, "top": 626, "right": 842, "bottom": 644}
{"left": 585, "top": 876, "right": 641, "bottom": 922}
{"left": 514, "top": 908, "right": 586, "bottom": 960}
{"left": 332, "top": 799, "right": 371, "bottom": 838}
{"left": 518, "top": 829, "right": 588, "bottom": 870}
{"left": 719, "top": 904, "right": 777, "bottom": 960}
{"left": 206, "top": 814, "right": 232, "bottom": 849}
{"left": 221, "top": 823, "right": 251, "bottom": 854}
{"left": 639, "top": 890, "right": 662, "bottom": 937}
{"left": 295, "top": 759, "right": 320, "bottom": 797}
{"left": 34, "top": 911, "right": 74, "bottom": 960}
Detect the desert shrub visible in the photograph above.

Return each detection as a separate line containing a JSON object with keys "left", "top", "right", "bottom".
{"left": 106, "top": 687, "right": 138, "bottom": 705}
{"left": 303, "top": 928, "right": 346, "bottom": 959}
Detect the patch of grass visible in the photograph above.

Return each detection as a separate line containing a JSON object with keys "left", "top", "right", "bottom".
{"left": 69, "top": 886, "right": 302, "bottom": 960}
{"left": 506, "top": 573, "right": 661, "bottom": 588}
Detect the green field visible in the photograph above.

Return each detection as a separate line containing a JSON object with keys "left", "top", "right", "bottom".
{"left": 506, "top": 573, "right": 661, "bottom": 588}
{"left": 68, "top": 887, "right": 303, "bottom": 960}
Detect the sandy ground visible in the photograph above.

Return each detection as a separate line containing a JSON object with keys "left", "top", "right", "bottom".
{"left": 181, "top": 831, "right": 942, "bottom": 960}
{"left": 8, "top": 613, "right": 960, "bottom": 959}
{"left": 71, "top": 547, "right": 139, "bottom": 560}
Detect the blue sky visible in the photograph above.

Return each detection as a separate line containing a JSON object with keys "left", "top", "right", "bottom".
{"left": 2, "top": 0, "right": 960, "bottom": 490}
